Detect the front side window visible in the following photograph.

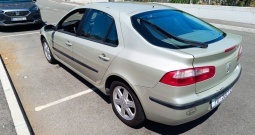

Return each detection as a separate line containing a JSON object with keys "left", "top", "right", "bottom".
{"left": 132, "top": 10, "right": 226, "bottom": 49}
{"left": 58, "top": 9, "right": 86, "bottom": 34}
{"left": 81, "top": 9, "right": 118, "bottom": 46}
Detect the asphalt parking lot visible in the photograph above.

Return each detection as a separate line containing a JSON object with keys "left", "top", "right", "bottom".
{"left": 0, "top": 0, "right": 255, "bottom": 134}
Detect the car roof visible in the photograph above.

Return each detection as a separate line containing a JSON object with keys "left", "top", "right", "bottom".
{"left": 77, "top": 2, "right": 175, "bottom": 15}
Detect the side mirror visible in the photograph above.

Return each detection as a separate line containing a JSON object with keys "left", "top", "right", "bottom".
{"left": 44, "top": 24, "right": 56, "bottom": 32}
{"left": 33, "top": 0, "right": 37, "bottom": 2}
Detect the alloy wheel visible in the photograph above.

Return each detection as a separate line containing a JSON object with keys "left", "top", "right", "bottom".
{"left": 43, "top": 42, "right": 51, "bottom": 61}
{"left": 113, "top": 86, "right": 136, "bottom": 120}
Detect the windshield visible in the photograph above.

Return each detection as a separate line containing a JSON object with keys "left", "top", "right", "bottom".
{"left": 0, "top": 0, "right": 32, "bottom": 2}
{"left": 131, "top": 10, "right": 226, "bottom": 49}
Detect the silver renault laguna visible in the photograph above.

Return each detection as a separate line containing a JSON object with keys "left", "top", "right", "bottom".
{"left": 40, "top": 2, "right": 242, "bottom": 127}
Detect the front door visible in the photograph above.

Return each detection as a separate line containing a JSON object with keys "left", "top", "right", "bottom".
{"left": 52, "top": 8, "right": 86, "bottom": 67}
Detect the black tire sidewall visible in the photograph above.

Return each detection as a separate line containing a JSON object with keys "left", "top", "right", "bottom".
{"left": 110, "top": 81, "right": 145, "bottom": 127}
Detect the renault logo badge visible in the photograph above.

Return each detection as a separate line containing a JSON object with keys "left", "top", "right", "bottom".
{"left": 226, "top": 62, "right": 231, "bottom": 74}
{"left": 15, "top": 11, "right": 20, "bottom": 16}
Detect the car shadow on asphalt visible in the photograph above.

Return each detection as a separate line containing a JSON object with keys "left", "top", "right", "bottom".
{"left": 0, "top": 22, "right": 46, "bottom": 33}
{"left": 57, "top": 62, "right": 217, "bottom": 133}
{"left": 57, "top": 63, "right": 111, "bottom": 104}
{"left": 144, "top": 107, "right": 218, "bottom": 134}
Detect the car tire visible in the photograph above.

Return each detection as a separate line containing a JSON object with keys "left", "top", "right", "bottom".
{"left": 42, "top": 38, "right": 56, "bottom": 64}
{"left": 110, "top": 81, "right": 145, "bottom": 127}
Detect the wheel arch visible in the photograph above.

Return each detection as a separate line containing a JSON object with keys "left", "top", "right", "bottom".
{"left": 105, "top": 75, "right": 130, "bottom": 95}
{"left": 105, "top": 74, "right": 147, "bottom": 121}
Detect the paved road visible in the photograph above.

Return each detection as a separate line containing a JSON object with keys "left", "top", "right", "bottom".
{"left": 0, "top": 0, "right": 254, "bottom": 134}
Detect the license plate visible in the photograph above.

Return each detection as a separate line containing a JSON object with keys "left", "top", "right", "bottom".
{"left": 211, "top": 88, "right": 232, "bottom": 109}
{"left": 11, "top": 17, "right": 27, "bottom": 21}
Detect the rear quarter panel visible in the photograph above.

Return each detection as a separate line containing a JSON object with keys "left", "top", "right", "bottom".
{"left": 104, "top": 13, "right": 195, "bottom": 88}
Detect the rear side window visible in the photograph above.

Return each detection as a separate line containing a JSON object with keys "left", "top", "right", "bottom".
{"left": 131, "top": 10, "right": 226, "bottom": 49}
{"left": 81, "top": 9, "right": 118, "bottom": 46}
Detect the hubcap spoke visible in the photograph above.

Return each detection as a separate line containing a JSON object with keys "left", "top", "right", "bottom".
{"left": 126, "top": 100, "right": 135, "bottom": 108}
{"left": 114, "top": 98, "right": 122, "bottom": 105}
{"left": 120, "top": 105, "right": 126, "bottom": 116}
{"left": 126, "top": 108, "right": 134, "bottom": 117}
{"left": 116, "top": 88, "right": 123, "bottom": 98}
{"left": 123, "top": 89, "right": 129, "bottom": 100}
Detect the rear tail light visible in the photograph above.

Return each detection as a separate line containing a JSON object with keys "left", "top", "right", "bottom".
{"left": 237, "top": 46, "right": 242, "bottom": 61}
{"left": 160, "top": 66, "right": 215, "bottom": 86}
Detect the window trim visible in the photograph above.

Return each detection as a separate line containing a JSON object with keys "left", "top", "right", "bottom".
{"left": 77, "top": 35, "right": 118, "bottom": 47}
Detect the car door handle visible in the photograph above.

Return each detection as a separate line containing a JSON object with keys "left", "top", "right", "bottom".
{"left": 65, "top": 41, "right": 72, "bottom": 46}
{"left": 98, "top": 54, "right": 109, "bottom": 61}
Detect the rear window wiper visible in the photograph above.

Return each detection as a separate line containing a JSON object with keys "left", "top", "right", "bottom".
{"left": 139, "top": 18, "right": 208, "bottom": 48}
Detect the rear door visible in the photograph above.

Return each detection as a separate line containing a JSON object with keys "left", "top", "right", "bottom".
{"left": 182, "top": 33, "right": 242, "bottom": 93}
{"left": 72, "top": 9, "right": 123, "bottom": 84}
{"left": 52, "top": 8, "right": 86, "bottom": 67}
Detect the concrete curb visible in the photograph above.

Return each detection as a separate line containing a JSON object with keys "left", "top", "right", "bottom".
{"left": 0, "top": 56, "right": 33, "bottom": 135}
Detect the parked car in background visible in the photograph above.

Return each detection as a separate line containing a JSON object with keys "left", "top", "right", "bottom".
{"left": 0, "top": 0, "right": 42, "bottom": 27}
{"left": 40, "top": 2, "right": 242, "bottom": 127}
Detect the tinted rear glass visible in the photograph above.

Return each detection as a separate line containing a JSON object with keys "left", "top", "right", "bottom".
{"left": 131, "top": 10, "right": 226, "bottom": 49}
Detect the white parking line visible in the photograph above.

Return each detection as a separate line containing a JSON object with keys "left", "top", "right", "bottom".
{"left": 35, "top": 89, "right": 94, "bottom": 111}
{"left": 0, "top": 32, "right": 39, "bottom": 38}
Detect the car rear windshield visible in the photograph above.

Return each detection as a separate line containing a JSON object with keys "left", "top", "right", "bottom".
{"left": 131, "top": 9, "right": 226, "bottom": 49}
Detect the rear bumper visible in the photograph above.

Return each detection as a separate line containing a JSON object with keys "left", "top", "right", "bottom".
{"left": 134, "top": 64, "right": 242, "bottom": 125}
{"left": 149, "top": 67, "right": 242, "bottom": 110}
